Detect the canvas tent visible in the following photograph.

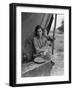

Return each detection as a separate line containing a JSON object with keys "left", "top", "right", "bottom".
{"left": 22, "top": 13, "right": 54, "bottom": 63}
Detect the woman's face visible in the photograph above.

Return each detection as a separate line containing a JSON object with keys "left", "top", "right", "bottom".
{"left": 37, "top": 28, "right": 42, "bottom": 37}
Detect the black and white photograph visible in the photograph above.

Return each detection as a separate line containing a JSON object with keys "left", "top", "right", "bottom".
{"left": 10, "top": 3, "right": 71, "bottom": 86}
{"left": 21, "top": 13, "right": 64, "bottom": 77}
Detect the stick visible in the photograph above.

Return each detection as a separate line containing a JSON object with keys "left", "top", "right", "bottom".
{"left": 52, "top": 14, "right": 57, "bottom": 55}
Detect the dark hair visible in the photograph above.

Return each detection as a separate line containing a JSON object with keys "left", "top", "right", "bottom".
{"left": 34, "top": 25, "right": 43, "bottom": 37}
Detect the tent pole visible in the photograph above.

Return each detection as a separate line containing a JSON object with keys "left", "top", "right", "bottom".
{"left": 52, "top": 14, "right": 57, "bottom": 55}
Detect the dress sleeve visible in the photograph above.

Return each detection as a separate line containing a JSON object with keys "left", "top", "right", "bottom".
{"left": 33, "top": 37, "right": 40, "bottom": 51}
{"left": 33, "top": 37, "right": 47, "bottom": 53}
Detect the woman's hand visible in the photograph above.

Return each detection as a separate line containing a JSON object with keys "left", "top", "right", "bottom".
{"left": 39, "top": 48, "right": 48, "bottom": 56}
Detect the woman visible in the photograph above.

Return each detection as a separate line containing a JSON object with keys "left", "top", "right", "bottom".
{"left": 33, "top": 25, "right": 52, "bottom": 60}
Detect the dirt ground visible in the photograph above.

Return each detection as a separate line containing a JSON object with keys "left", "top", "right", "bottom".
{"left": 50, "top": 30, "right": 64, "bottom": 76}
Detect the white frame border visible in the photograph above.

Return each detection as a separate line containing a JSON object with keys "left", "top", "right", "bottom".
{"left": 16, "top": 6, "right": 69, "bottom": 84}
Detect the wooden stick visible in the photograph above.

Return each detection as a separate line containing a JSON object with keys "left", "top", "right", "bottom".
{"left": 52, "top": 14, "right": 57, "bottom": 55}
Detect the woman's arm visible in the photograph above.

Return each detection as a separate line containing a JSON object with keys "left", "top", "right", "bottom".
{"left": 33, "top": 38, "right": 46, "bottom": 53}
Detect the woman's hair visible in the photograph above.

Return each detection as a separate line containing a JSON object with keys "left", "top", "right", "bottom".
{"left": 34, "top": 25, "right": 43, "bottom": 37}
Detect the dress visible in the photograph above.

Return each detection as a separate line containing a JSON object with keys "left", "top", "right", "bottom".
{"left": 33, "top": 35, "right": 52, "bottom": 60}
